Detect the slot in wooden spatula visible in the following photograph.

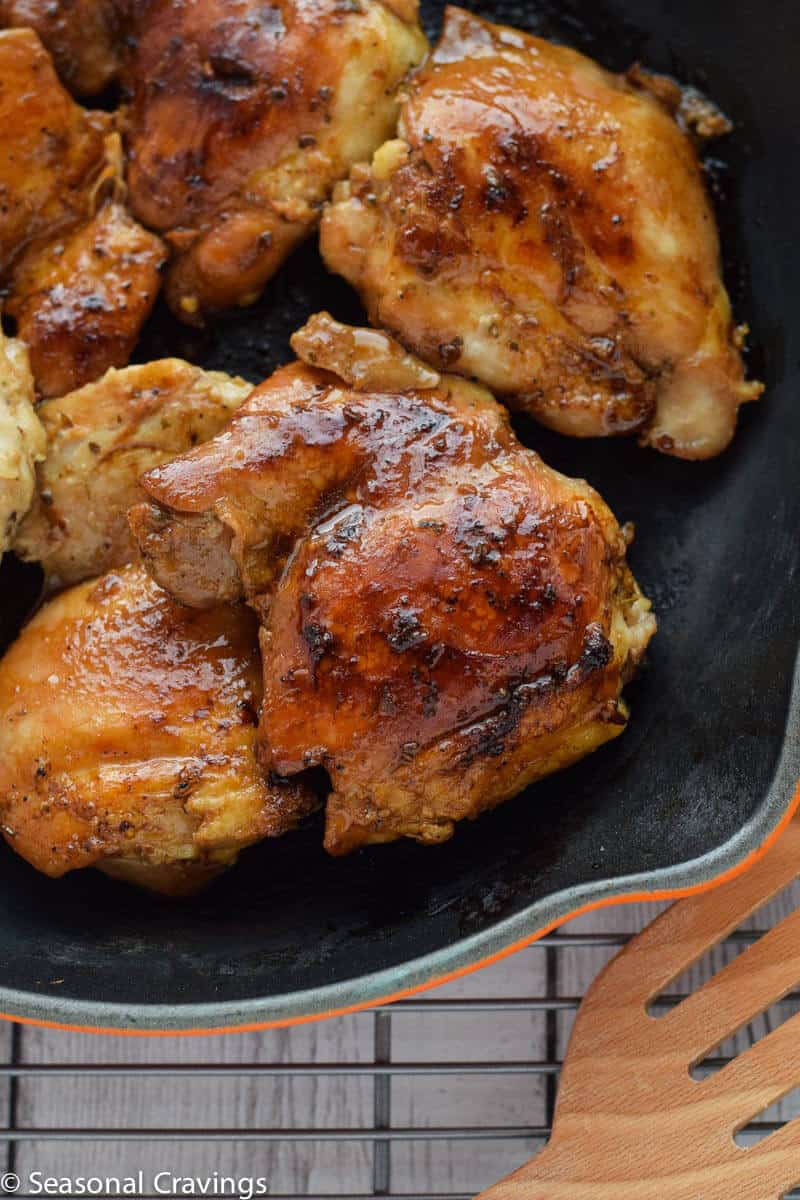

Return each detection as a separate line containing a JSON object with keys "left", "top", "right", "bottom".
{"left": 480, "top": 820, "right": 800, "bottom": 1199}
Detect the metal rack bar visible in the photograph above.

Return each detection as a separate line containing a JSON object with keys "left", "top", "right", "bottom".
{"left": 0, "top": 1121, "right": 791, "bottom": 1141}
{"left": 381, "top": 990, "right": 800, "bottom": 1013}
{"left": 0, "top": 1055, "right": 767, "bottom": 1077}
{"left": 5, "top": 1021, "right": 20, "bottom": 1179}
{"left": 531, "top": 930, "right": 765, "bottom": 948}
{"left": 0, "top": 1127, "right": 547, "bottom": 1142}
{"left": 544, "top": 933, "right": 559, "bottom": 1133}
{"left": 373, "top": 1009, "right": 392, "bottom": 1195}
{"left": 0, "top": 1063, "right": 562, "bottom": 1077}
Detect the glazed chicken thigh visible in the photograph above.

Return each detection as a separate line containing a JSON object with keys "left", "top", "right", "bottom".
{"left": 0, "top": 29, "right": 164, "bottom": 397}
{"left": 122, "top": 0, "right": 428, "bottom": 324}
{"left": 321, "top": 7, "right": 762, "bottom": 459}
{"left": 0, "top": 0, "right": 125, "bottom": 95}
{"left": 15, "top": 359, "right": 252, "bottom": 589}
{"left": 0, "top": 563, "right": 316, "bottom": 894}
{"left": 131, "top": 314, "right": 655, "bottom": 855}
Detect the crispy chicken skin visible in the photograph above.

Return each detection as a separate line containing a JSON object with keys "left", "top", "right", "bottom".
{"left": 0, "top": 327, "right": 45, "bottom": 553}
{"left": 0, "top": 29, "right": 165, "bottom": 397}
{"left": 15, "top": 360, "right": 252, "bottom": 590}
{"left": 130, "top": 314, "right": 655, "bottom": 855}
{"left": 0, "top": 564, "right": 316, "bottom": 894}
{"left": 122, "top": 0, "right": 428, "bottom": 325}
{"left": 320, "top": 7, "right": 762, "bottom": 459}
{"left": 0, "top": 0, "right": 124, "bottom": 96}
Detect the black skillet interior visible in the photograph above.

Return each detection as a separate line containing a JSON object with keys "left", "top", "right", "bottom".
{"left": 0, "top": 0, "right": 798, "bottom": 1023}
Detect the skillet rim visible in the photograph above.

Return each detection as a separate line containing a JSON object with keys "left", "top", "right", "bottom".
{"left": 0, "top": 659, "right": 797, "bottom": 1034}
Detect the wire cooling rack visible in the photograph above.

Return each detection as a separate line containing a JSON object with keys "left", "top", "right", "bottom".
{"left": 2, "top": 906, "right": 800, "bottom": 1200}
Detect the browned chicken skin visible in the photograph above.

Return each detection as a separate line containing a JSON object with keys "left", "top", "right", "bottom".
{"left": 0, "top": 29, "right": 164, "bottom": 397}
{"left": 0, "top": 563, "right": 316, "bottom": 894}
{"left": 14, "top": 359, "right": 252, "bottom": 590}
{"left": 130, "top": 315, "right": 655, "bottom": 855}
{"left": 122, "top": 0, "right": 428, "bottom": 325}
{"left": 0, "top": 0, "right": 124, "bottom": 95}
{"left": 321, "top": 7, "right": 762, "bottom": 459}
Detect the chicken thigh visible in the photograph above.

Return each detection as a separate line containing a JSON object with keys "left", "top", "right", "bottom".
{"left": 321, "top": 7, "right": 762, "bottom": 459}
{"left": 0, "top": 327, "right": 45, "bottom": 554}
{"left": 130, "top": 314, "right": 656, "bottom": 855}
{"left": 0, "top": 0, "right": 124, "bottom": 95}
{"left": 121, "top": 0, "right": 427, "bottom": 324}
{"left": 0, "top": 29, "right": 164, "bottom": 397}
{"left": 15, "top": 359, "right": 252, "bottom": 590}
{"left": 0, "top": 563, "right": 316, "bottom": 894}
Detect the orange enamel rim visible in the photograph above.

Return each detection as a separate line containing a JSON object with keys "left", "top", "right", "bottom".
{"left": 2, "top": 776, "right": 798, "bottom": 1039}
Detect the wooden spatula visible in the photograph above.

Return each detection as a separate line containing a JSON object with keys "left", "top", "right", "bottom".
{"left": 480, "top": 820, "right": 800, "bottom": 1199}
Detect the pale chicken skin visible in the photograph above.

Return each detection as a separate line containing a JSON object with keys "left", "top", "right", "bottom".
{"left": 321, "top": 7, "right": 762, "bottom": 459}
{"left": 15, "top": 359, "right": 252, "bottom": 590}
{"left": 130, "top": 315, "right": 656, "bottom": 855}
{"left": 122, "top": 0, "right": 428, "bottom": 325}
{"left": 0, "top": 564, "right": 316, "bottom": 894}
{"left": 0, "top": 327, "right": 45, "bottom": 553}
{"left": 0, "top": 29, "right": 164, "bottom": 397}
{"left": 0, "top": 0, "right": 125, "bottom": 95}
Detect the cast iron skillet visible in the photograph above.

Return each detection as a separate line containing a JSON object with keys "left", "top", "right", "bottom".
{"left": 0, "top": 0, "right": 798, "bottom": 1032}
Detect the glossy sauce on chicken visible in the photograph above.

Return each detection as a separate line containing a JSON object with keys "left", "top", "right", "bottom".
{"left": 131, "top": 315, "right": 655, "bottom": 854}
{"left": 321, "top": 6, "right": 762, "bottom": 458}
{"left": 0, "top": 564, "right": 316, "bottom": 893}
{"left": 0, "top": 28, "right": 164, "bottom": 397}
{"left": 0, "top": 0, "right": 124, "bottom": 95}
{"left": 123, "top": 0, "right": 427, "bottom": 323}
